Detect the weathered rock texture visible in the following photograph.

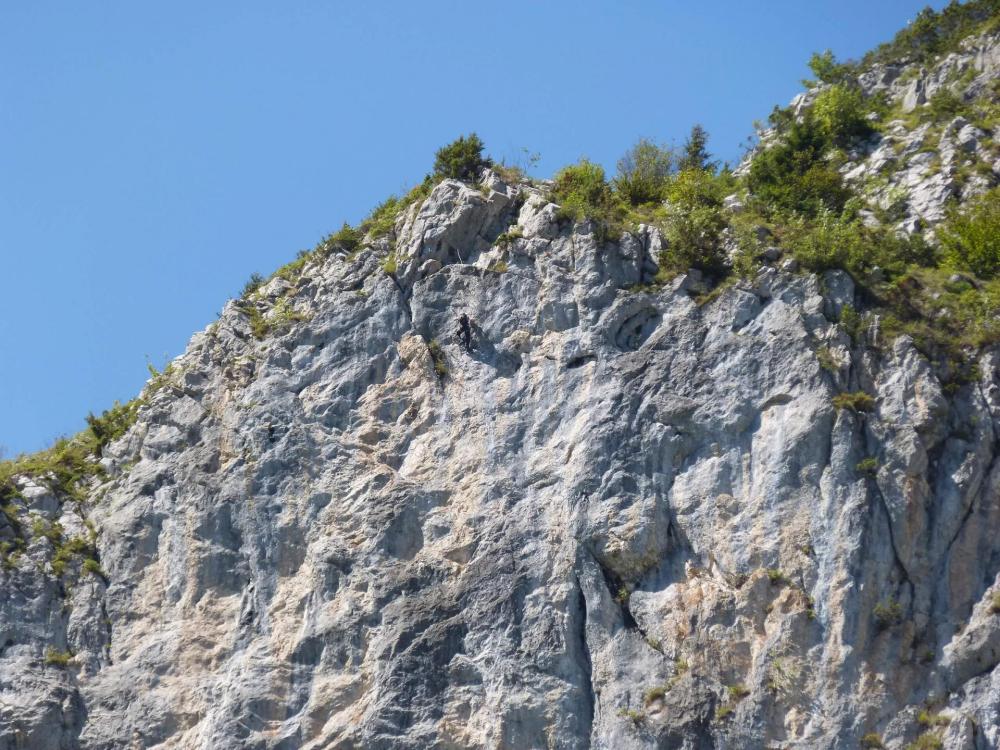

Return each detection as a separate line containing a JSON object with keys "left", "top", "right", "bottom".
{"left": 7, "top": 24, "right": 1000, "bottom": 749}
{"left": 3, "top": 168, "right": 1000, "bottom": 750}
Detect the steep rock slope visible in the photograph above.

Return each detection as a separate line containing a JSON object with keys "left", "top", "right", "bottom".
{"left": 6, "top": 15, "right": 1000, "bottom": 750}
{"left": 3, "top": 171, "right": 1000, "bottom": 749}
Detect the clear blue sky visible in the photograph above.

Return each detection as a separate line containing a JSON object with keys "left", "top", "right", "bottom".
{"left": 1, "top": 0, "right": 947, "bottom": 455}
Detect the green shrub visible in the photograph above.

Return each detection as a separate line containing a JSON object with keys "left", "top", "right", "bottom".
{"left": 832, "top": 391, "right": 876, "bottom": 412}
{"left": 52, "top": 535, "right": 90, "bottom": 577}
{"left": 318, "top": 223, "right": 361, "bottom": 258}
{"left": 361, "top": 194, "right": 411, "bottom": 242}
{"left": 805, "top": 50, "right": 855, "bottom": 85}
{"left": 991, "top": 592, "right": 1000, "bottom": 614}
{"left": 44, "top": 648, "right": 73, "bottom": 667}
{"left": 553, "top": 159, "right": 615, "bottom": 222}
{"left": 861, "top": 733, "right": 885, "bottom": 749}
{"left": 427, "top": 339, "right": 448, "bottom": 379}
{"left": 643, "top": 685, "right": 667, "bottom": 705}
{"left": 873, "top": 597, "right": 903, "bottom": 629}
{"left": 658, "top": 168, "right": 731, "bottom": 274}
{"left": 727, "top": 684, "right": 750, "bottom": 700}
{"left": 433, "top": 133, "right": 491, "bottom": 182}
{"left": 839, "top": 304, "right": 863, "bottom": 343}
{"left": 817, "top": 346, "right": 839, "bottom": 372}
{"left": 917, "top": 711, "right": 950, "bottom": 728}
{"left": 783, "top": 210, "right": 866, "bottom": 272}
{"left": 495, "top": 227, "right": 523, "bottom": 247}
{"left": 857, "top": 457, "right": 879, "bottom": 477}
{"left": 85, "top": 399, "right": 141, "bottom": 455}
{"left": 616, "top": 708, "right": 645, "bottom": 725}
{"left": 811, "top": 85, "right": 873, "bottom": 146}
{"left": 747, "top": 119, "right": 850, "bottom": 217}
{"left": 906, "top": 734, "right": 944, "bottom": 750}
{"left": 715, "top": 705, "right": 734, "bottom": 721}
{"left": 82, "top": 558, "right": 105, "bottom": 578}
{"left": 766, "top": 568, "right": 786, "bottom": 584}
{"left": 926, "top": 89, "right": 966, "bottom": 120}
{"left": 939, "top": 188, "right": 1000, "bottom": 279}
{"left": 614, "top": 138, "right": 674, "bottom": 205}
{"left": 241, "top": 272, "right": 265, "bottom": 298}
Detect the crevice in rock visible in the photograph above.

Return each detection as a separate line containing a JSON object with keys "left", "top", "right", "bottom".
{"left": 595, "top": 559, "right": 640, "bottom": 630}
{"left": 574, "top": 573, "right": 596, "bottom": 739}
{"left": 565, "top": 354, "right": 596, "bottom": 369}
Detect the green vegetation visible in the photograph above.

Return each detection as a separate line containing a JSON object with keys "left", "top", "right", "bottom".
{"left": 816, "top": 346, "right": 839, "bottom": 372}
{"left": 861, "top": 733, "right": 885, "bottom": 749}
{"left": 0, "top": 433, "right": 104, "bottom": 505}
{"left": 991, "top": 592, "right": 1000, "bottom": 614}
{"left": 427, "top": 339, "right": 448, "bottom": 380}
{"left": 241, "top": 272, "right": 265, "bottom": 298}
{"left": 727, "top": 684, "right": 750, "bottom": 700}
{"left": 85, "top": 399, "right": 141, "bottom": 456}
{"left": 906, "top": 734, "right": 944, "bottom": 750}
{"left": 939, "top": 187, "right": 1000, "bottom": 278}
{"left": 241, "top": 298, "right": 310, "bottom": 340}
{"left": 643, "top": 685, "right": 667, "bottom": 705}
{"left": 433, "top": 133, "right": 491, "bottom": 182}
{"left": 832, "top": 391, "right": 876, "bottom": 413}
{"left": 805, "top": 49, "right": 854, "bottom": 86}
{"left": 862, "top": 0, "right": 1000, "bottom": 68}
{"left": 917, "top": 711, "right": 950, "bottom": 728}
{"left": 766, "top": 568, "right": 786, "bottom": 585}
{"left": 659, "top": 167, "right": 731, "bottom": 275}
{"left": 812, "top": 84, "right": 872, "bottom": 147}
{"left": 614, "top": 138, "right": 674, "bottom": 206}
{"left": 495, "top": 227, "right": 523, "bottom": 247}
{"left": 616, "top": 707, "right": 645, "bottom": 725}
{"left": 714, "top": 705, "right": 734, "bottom": 721}
{"left": 678, "top": 124, "right": 716, "bottom": 173}
{"left": 873, "top": 597, "right": 904, "bottom": 629}
{"left": 44, "top": 648, "right": 73, "bottom": 668}
{"left": 747, "top": 115, "right": 851, "bottom": 218}
{"left": 552, "top": 159, "right": 617, "bottom": 223}
{"left": 857, "top": 457, "right": 880, "bottom": 477}
{"left": 615, "top": 585, "right": 630, "bottom": 605}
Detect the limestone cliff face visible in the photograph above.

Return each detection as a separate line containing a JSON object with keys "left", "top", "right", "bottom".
{"left": 7, "top": 25, "right": 1000, "bottom": 750}
{"left": 3, "top": 167, "right": 1000, "bottom": 750}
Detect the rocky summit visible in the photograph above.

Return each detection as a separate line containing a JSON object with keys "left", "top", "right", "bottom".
{"left": 7, "top": 4, "right": 1000, "bottom": 749}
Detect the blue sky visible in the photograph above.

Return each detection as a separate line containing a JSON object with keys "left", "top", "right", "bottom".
{"left": 0, "top": 0, "right": 948, "bottom": 455}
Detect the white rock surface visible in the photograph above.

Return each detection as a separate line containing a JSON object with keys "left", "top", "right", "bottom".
{"left": 2, "top": 173, "right": 1000, "bottom": 749}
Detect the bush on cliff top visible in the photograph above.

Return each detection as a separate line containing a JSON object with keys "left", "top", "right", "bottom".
{"left": 433, "top": 133, "right": 491, "bottom": 182}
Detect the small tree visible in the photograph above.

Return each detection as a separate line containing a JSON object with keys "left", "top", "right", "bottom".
{"left": 806, "top": 50, "right": 853, "bottom": 85}
{"left": 433, "top": 133, "right": 491, "bottom": 182}
{"left": 810, "top": 84, "right": 872, "bottom": 147}
{"left": 678, "top": 125, "right": 715, "bottom": 173}
{"left": 614, "top": 139, "right": 674, "bottom": 205}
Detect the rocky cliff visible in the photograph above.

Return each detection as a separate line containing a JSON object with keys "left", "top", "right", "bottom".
{"left": 5, "top": 8, "right": 1000, "bottom": 750}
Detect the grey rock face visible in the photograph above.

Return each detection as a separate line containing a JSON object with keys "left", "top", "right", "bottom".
{"left": 3, "top": 197, "right": 1000, "bottom": 746}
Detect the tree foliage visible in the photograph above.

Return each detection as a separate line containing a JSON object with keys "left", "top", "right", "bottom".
{"left": 433, "top": 133, "right": 491, "bottom": 182}
{"left": 614, "top": 139, "right": 674, "bottom": 205}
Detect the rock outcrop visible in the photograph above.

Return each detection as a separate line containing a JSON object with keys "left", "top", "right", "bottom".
{"left": 6, "top": 14, "right": 1000, "bottom": 750}
{"left": 3, "top": 169, "right": 1000, "bottom": 749}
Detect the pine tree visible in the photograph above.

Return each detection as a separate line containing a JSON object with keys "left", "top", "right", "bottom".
{"left": 679, "top": 124, "right": 715, "bottom": 173}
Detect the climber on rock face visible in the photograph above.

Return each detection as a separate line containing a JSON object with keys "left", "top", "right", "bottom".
{"left": 457, "top": 313, "right": 473, "bottom": 352}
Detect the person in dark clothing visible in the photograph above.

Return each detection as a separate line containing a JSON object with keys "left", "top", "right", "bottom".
{"left": 457, "top": 313, "right": 473, "bottom": 352}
